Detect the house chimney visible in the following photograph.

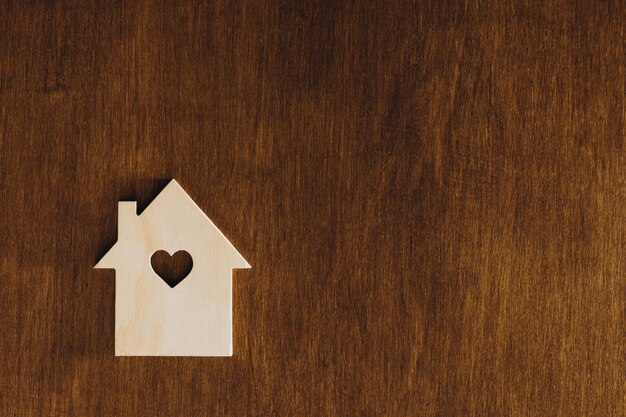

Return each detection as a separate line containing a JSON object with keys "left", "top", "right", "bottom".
{"left": 118, "top": 201, "right": 137, "bottom": 239}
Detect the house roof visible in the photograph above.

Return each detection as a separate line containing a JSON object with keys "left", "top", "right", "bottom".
{"left": 94, "top": 179, "right": 251, "bottom": 270}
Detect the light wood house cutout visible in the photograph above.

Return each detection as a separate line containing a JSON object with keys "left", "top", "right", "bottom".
{"left": 95, "top": 179, "right": 251, "bottom": 356}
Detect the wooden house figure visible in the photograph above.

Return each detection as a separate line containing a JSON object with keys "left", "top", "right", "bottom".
{"left": 95, "top": 179, "right": 250, "bottom": 356}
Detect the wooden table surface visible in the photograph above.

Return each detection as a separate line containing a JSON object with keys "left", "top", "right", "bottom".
{"left": 1, "top": 1, "right": 624, "bottom": 416}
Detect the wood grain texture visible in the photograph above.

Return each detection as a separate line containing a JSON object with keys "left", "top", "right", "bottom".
{"left": 0, "top": 1, "right": 624, "bottom": 415}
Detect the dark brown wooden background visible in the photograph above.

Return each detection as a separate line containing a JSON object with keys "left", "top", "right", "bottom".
{"left": 1, "top": 1, "right": 624, "bottom": 416}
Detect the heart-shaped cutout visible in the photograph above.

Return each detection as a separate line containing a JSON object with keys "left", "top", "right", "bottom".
{"left": 150, "top": 250, "right": 193, "bottom": 288}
